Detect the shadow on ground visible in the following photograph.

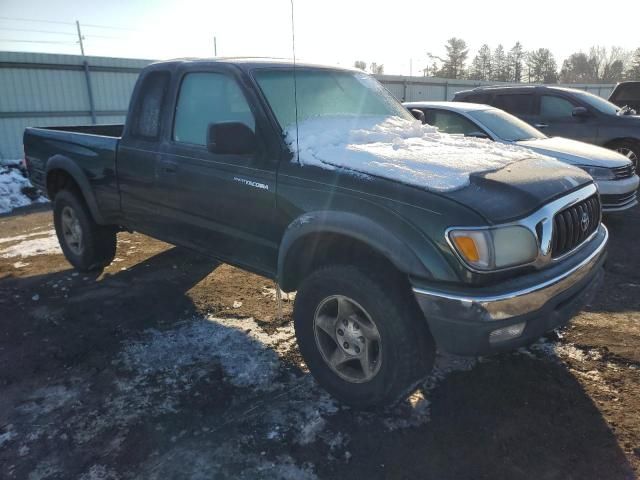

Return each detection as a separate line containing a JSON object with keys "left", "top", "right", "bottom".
{"left": 0, "top": 242, "right": 635, "bottom": 478}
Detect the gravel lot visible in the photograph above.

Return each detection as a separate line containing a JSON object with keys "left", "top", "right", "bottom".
{"left": 1, "top": 205, "right": 639, "bottom": 479}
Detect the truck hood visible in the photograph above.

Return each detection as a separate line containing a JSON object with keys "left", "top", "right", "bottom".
{"left": 516, "top": 137, "right": 631, "bottom": 167}
{"left": 445, "top": 156, "right": 594, "bottom": 224}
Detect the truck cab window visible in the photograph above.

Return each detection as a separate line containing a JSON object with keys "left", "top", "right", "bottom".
{"left": 173, "top": 72, "right": 255, "bottom": 146}
{"left": 130, "top": 71, "right": 170, "bottom": 139}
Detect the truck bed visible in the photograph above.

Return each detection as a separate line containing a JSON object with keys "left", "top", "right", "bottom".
{"left": 23, "top": 124, "right": 124, "bottom": 222}
{"left": 39, "top": 124, "right": 124, "bottom": 137}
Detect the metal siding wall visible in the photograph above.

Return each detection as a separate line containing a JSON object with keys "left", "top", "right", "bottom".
{"left": 0, "top": 52, "right": 619, "bottom": 160}
{"left": 0, "top": 51, "right": 150, "bottom": 160}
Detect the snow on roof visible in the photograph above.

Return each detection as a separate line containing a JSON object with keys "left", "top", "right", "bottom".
{"left": 285, "top": 115, "right": 547, "bottom": 192}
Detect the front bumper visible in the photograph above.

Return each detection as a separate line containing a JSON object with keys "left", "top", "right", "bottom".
{"left": 597, "top": 175, "right": 639, "bottom": 212}
{"left": 412, "top": 225, "right": 608, "bottom": 355}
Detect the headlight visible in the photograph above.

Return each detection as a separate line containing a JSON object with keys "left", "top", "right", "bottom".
{"left": 577, "top": 165, "right": 615, "bottom": 181}
{"left": 449, "top": 226, "right": 538, "bottom": 271}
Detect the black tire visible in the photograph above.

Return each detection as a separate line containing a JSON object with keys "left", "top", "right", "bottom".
{"left": 53, "top": 189, "right": 117, "bottom": 272}
{"left": 294, "top": 265, "right": 435, "bottom": 408}
{"left": 608, "top": 140, "right": 639, "bottom": 170}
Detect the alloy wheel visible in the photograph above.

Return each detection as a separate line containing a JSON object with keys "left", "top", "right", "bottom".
{"left": 61, "top": 205, "right": 84, "bottom": 255}
{"left": 313, "top": 295, "right": 382, "bottom": 383}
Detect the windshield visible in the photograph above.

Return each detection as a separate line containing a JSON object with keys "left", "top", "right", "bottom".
{"left": 468, "top": 108, "right": 546, "bottom": 142}
{"left": 570, "top": 90, "right": 620, "bottom": 115}
{"left": 253, "top": 68, "right": 413, "bottom": 129}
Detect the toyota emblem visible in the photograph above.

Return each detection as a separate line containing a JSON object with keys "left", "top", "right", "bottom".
{"left": 580, "top": 211, "right": 589, "bottom": 232}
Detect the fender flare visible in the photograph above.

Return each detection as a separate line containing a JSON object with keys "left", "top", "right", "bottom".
{"left": 277, "top": 211, "right": 434, "bottom": 290}
{"left": 46, "top": 155, "right": 106, "bottom": 224}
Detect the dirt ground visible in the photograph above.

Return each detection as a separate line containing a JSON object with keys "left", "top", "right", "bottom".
{"left": 0, "top": 204, "right": 638, "bottom": 480}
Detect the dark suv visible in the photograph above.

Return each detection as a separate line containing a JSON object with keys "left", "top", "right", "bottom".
{"left": 453, "top": 85, "right": 640, "bottom": 168}
{"left": 609, "top": 81, "right": 640, "bottom": 113}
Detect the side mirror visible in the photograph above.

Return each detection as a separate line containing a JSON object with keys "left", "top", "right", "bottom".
{"left": 466, "top": 131, "right": 489, "bottom": 139}
{"left": 572, "top": 106, "right": 589, "bottom": 118}
{"left": 207, "top": 122, "right": 256, "bottom": 155}
{"left": 410, "top": 109, "right": 426, "bottom": 123}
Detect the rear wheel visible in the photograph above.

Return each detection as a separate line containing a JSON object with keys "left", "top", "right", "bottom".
{"left": 294, "top": 265, "right": 435, "bottom": 408}
{"left": 53, "top": 189, "right": 117, "bottom": 272}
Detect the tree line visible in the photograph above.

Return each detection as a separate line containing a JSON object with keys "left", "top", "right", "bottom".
{"left": 355, "top": 39, "right": 640, "bottom": 83}
{"left": 426, "top": 38, "right": 640, "bottom": 83}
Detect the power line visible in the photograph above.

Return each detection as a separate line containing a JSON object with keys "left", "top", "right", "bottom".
{"left": 0, "top": 38, "right": 77, "bottom": 44}
{"left": 0, "top": 16, "right": 74, "bottom": 25}
{"left": 1, "top": 27, "right": 76, "bottom": 36}
{"left": 81, "top": 23, "right": 140, "bottom": 32}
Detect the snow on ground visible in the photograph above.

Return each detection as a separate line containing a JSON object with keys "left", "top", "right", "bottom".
{"left": 286, "top": 115, "right": 555, "bottom": 192}
{"left": 0, "top": 162, "right": 47, "bottom": 214}
{"left": 0, "top": 229, "right": 61, "bottom": 258}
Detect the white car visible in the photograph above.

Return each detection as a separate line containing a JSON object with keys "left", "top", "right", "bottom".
{"left": 404, "top": 101, "right": 639, "bottom": 213}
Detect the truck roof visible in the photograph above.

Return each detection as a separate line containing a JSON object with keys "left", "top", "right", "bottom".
{"left": 149, "top": 57, "right": 359, "bottom": 73}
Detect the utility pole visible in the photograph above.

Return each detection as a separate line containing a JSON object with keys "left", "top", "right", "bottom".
{"left": 76, "top": 20, "right": 96, "bottom": 124}
{"left": 214, "top": 36, "right": 217, "bottom": 56}
{"left": 75, "top": 20, "right": 85, "bottom": 56}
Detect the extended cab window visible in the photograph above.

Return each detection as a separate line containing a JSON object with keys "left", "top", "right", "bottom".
{"left": 425, "top": 110, "right": 479, "bottom": 135}
{"left": 130, "top": 71, "right": 170, "bottom": 139}
{"left": 493, "top": 93, "right": 534, "bottom": 115}
{"left": 540, "top": 95, "right": 575, "bottom": 119}
{"left": 173, "top": 72, "right": 255, "bottom": 146}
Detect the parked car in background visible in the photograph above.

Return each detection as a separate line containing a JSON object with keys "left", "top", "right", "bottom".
{"left": 405, "top": 101, "right": 639, "bottom": 212}
{"left": 609, "top": 81, "right": 640, "bottom": 114}
{"left": 452, "top": 85, "right": 640, "bottom": 169}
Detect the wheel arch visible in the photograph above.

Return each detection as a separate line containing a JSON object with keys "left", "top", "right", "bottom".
{"left": 46, "top": 155, "right": 105, "bottom": 224}
{"left": 277, "top": 211, "right": 434, "bottom": 292}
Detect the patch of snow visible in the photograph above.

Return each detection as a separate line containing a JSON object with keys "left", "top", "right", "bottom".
{"left": 0, "top": 229, "right": 55, "bottom": 244}
{"left": 529, "top": 338, "right": 602, "bottom": 362}
{"left": 0, "top": 424, "right": 17, "bottom": 447}
{"left": 0, "top": 230, "right": 61, "bottom": 258}
{"left": 32, "top": 294, "right": 40, "bottom": 301}
{"left": 0, "top": 165, "right": 48, "bottom": 214}
{"left": 285, "top": 115, "right": 554, "bottom": 192}
{"left": 13, "top": 261, "right": 29, "bottom": 268}
{"left": 233, "top": 300, "right": 243, "bottom": 308}
{"left": 262, "top": 286, "right": 296, "bottom": 302}
{"left": 78, "top": 465, "right": 120, "bottom": 480}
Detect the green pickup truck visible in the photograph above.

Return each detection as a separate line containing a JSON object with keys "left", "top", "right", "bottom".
{"left": 24, "top": 58, "right": 607, "bottom": 407}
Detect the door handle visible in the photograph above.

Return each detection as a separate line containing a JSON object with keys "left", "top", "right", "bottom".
{"left": 534, "top": 123, "right": 548, "bottom": 129}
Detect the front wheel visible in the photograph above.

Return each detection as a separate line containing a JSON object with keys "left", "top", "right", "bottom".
{"left": 53, "top": 189, "right": 117, "bottom": 272}
{"left": 609, "top": 140, "right": 639, "bottom": 170}
{"left": 294, "top": 265, "right": 435, "bottom": 408}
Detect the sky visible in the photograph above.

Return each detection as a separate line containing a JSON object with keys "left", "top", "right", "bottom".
{"left": 0, "top": 0, "right": 638, "bottom": 76}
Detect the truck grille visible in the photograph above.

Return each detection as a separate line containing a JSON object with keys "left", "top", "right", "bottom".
{"left": 551, "top": 195, "right": 600, "bottom": 258}
{"left": 612, "top": 164, "right": 635, "bottom": 179}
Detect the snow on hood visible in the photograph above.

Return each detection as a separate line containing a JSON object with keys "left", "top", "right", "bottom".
{"left": 285, "top": 115, "right": 555, "bottom": 192}
{"left": 517, "top": 136, "right": 632, "bottom": 168}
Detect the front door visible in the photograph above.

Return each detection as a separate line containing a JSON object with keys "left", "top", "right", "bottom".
{"left": 535, "top": 94, "right": 599, "bottom": 143}
{"left": 159, "top": 70, "right": 279, "bottom": 276}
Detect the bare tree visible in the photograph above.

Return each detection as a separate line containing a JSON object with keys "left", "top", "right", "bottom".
{"left": 353, "top": 60, "right": 367, "bottom": 71}
{"left": 370, "top": 63, "right": 384, "bottom": 75}
{"left": 626, "top": 48, "right": 640, "bottom": 80}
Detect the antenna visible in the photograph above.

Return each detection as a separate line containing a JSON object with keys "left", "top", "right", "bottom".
{"left": 290, "top": 0, "right": 300, "bottom": 164}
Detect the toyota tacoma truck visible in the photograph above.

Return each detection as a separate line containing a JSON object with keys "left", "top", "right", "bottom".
{"left": 24, "top": 59, "right": 608, "bottom": 408}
